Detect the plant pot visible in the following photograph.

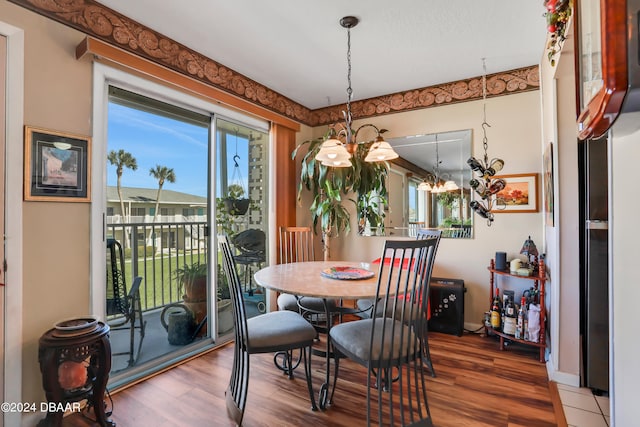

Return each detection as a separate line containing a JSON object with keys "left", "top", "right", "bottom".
{"left": 217, "top": 299, "right": 234, "bottom": 334}
{"left": 183, "top": 276, "right": 207, "bottom": 302}
{"left": 224, "top": 197, "right": 250, "bottom": 216}
{"left": 183, "top": 299, "right": 207, "bottom": 337}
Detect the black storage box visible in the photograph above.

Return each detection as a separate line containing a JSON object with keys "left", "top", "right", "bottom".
{"left": 429, "top": 277, "right": 466, "bottom": 336}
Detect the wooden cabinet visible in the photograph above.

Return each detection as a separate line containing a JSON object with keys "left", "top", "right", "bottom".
{"left": 485, "top": 258, "right": 547, "bottom": 362}
{"left": 576, "top": 0, "right": 633, "bottom": 140}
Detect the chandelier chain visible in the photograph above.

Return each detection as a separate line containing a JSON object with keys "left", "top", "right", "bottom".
{"left": 346, "top": 25, "right": 353, "bottom": 129}
{"left": 481, "top": 58, "right": 489, "bottom": 167}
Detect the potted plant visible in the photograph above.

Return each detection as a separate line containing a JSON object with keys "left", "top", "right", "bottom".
{"left": 174, "top": 262, "right": 208, "bottom": 337}
{"left": 175, "top": 262, "right": 208, "bottom": 302}
{"left": 223, "top": 184, "right": 250, "bottom": 216}
{"left": 293, "top": 132, "right": 389, "bottom": 260}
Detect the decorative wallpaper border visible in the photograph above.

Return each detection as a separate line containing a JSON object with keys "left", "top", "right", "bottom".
{"left": 10, "top": 0, "right": 540, "bottom": 128}
{"left": 311, "top": 66, "right": 540, "bottom": 126}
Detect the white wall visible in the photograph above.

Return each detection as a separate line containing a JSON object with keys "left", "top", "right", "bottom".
{"left": 297, "top": 91, "right": 544, "bottom": 330}
{"left": 609, "top": 114, "right": 640, "bottom": 426}
{"left": 539, "top": 24, "right": 581, "bottom": 385}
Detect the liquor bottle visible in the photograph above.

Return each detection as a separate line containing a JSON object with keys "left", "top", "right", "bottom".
{"left": 490, "top": 288, "right": 502, "bottom": 331}
{"left": 515, "top": 297, "right": 526, "bottom": 340}
{"left": 467, "top": 157, "right": 486, "bottom": 174}
{"left": 503, "top": 299, "right": 517, "bottom": 335}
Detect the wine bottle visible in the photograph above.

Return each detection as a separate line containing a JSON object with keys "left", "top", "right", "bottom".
{"left": 488, "top": 178, "right": 507, "bottom": 195}
{"left": 490, "top": 288, "right": 502, "bottom": 331}
{"left": 470, "top": 178, "right": 489, "bottom": 199}
{"left": 488, "top": 158, "right": 505, "bottom": 173}
{"left": 515, "top": 297, "right": 526, "bottom": 339}
{"left": 503, "top": 299, "right": 517, "bottom": 335}
{"left": 467, "top": 157, "right": 486, "bottom": 174}
{"left": 470, "top": 201, "right": 494, "bottom": 221}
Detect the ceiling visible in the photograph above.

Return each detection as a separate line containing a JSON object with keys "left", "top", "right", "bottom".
{"left": 96, "top": 0, "right": 547, "bottom": 110}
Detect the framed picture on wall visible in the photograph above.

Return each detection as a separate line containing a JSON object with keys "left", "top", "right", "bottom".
{"left": 491, "top": 173, "right": 539, "bottom": 213}
{"left": 24, "top": 126, "right": 91, "bottom": 202}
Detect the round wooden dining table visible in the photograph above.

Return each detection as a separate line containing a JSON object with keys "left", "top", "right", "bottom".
{"left": 254, "top": 260, "right": 381, "bottom": 409}
{"left": 254, "top": 260, "right": 380, "bottom": 300}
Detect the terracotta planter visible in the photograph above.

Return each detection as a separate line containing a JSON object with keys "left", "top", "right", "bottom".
{"left": 183, "top": 300, "right": 207, "bottom": 337}
{"left": 183, "top": 276, "right": 207, "bottom": 302}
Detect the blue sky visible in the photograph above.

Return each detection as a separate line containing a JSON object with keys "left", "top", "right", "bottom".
{"left": 107, "top": 103, "right": 250, "bottom": 198}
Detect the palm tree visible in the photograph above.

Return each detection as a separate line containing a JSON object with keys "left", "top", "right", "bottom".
{"left": 107, "top": 149, "right": 138, "bottom": 249}
{"left": 149, "top": 165, "right": 176, "bottom": 222}
{"left": 107, "top": 149, "right": 138, "bottom": 219}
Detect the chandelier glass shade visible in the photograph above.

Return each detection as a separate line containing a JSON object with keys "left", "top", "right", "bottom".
{"left": 314, "top": 16, "right": 399, "bottom": 167}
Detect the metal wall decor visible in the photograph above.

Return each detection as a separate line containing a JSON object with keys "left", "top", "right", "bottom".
{"left": 468, "top": 59, "right": 506, "bottom": 225}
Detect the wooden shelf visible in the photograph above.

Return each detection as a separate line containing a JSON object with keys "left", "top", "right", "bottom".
{"left": 486, "top": 258, "right": 546, "bottom": 362}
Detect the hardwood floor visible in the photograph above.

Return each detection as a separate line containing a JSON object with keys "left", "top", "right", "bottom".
{"left": 64, "top": 331, "right": 557, "bottom": 426}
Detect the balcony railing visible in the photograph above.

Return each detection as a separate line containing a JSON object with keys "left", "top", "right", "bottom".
{"left": 107, "top": 221, "right": 209, "bottom": 312}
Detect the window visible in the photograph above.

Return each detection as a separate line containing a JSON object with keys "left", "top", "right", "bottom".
{"left": 131, "top": 207, "right": 145, "bottom": 217}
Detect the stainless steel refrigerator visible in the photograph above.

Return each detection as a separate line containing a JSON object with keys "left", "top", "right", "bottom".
{"left": 579, "top": 136, "right": 609, "bottom": 393}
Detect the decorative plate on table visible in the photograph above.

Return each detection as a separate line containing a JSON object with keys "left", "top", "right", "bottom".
{"left": 321, "top": 266, "right": 374, "bottom": 280}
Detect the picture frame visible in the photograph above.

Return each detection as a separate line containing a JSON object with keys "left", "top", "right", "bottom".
{"left": 491, "top": 173, "right": 539, "bottom": 213}
{"left": 24, "top": 126, "right": 91, "bottom": 202}
{"left": 543, "top": 143, "right": 555, "bottom": 226}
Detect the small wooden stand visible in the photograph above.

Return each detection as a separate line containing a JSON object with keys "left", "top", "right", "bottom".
{"left": 485, "top": 258, "right": 547, "bottom": 362}
{"left": 38, "top": 322, "right": 114, "bottom": 427}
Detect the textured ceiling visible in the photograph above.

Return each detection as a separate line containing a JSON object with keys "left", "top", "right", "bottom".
{"left": 96, "top": 0, "right": 547, "bottom": 110}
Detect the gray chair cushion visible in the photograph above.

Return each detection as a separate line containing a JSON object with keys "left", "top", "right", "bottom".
{"left": 355, "top": 298, "right": 374, "bottom": 318}
{"left": 329, "top": 318, "right": 418, "bottom": 362}
{"left": 356, "top": 298, "right": 423, "bottom": 322}
{"left": 277, "top": 293, "right": 337, "bottom": 313}
{"left": 246, "top": 310, "right": 316, "bottom": 353}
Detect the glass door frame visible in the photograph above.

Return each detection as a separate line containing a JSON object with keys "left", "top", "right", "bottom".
{"left": 91, "top": 63, "right": 268, "bottom": 388}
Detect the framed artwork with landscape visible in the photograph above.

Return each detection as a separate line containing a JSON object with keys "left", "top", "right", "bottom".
{"left": 491, "top": 173, "right": 539, "bottom": 213}
{"left": 24, "top": 126, "right": 91, "bottom": 202}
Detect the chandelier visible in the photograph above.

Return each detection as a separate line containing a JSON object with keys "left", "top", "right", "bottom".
{"left": 417, "top": 134, "right": 459, "bottom": 193}
{"left": 468, "top": 59, "right": 506, "bottom": 225}
{"left": 315, "top": 16, "right": 399, "bottom": 167}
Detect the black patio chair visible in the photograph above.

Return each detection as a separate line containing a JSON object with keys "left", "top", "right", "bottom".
{"left": 106, "top": 238, "right": 146, "bottom": 367}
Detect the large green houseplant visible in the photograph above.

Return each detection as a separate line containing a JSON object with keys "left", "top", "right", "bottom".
{"left": 293, "top": 132, "right": 389, "bottom": 260}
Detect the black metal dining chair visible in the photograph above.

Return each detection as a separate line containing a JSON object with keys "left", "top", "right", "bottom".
{"left": 355, "top": 229, "right": 442, "bottom": 376}
{"left": 329, "top": 238, "right": 438, "bottom": 426}
{"left": 218, "top": 235, "right": 318, "bottom": 425}
{"left": 275, "top": 226, "right": 338, "bottom": 377}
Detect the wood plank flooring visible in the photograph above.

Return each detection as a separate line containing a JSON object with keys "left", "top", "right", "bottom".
{"left": 63, "top": 331, "right": 557, "bottom": 426}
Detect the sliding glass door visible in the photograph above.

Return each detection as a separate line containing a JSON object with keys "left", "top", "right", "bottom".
{"left": 93, "top": 64, "right": 270, "bottom": 388}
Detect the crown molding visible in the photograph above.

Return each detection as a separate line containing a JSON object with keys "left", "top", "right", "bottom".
{"left": 10, "top": 0, "right": 540, "bottom": 128}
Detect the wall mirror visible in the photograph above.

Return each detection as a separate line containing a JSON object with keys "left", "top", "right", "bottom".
{"left": 358, "top": 129, "right": 473, "bottom": 238}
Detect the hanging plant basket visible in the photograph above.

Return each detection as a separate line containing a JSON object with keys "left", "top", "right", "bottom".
{"left": 224, "top": 197, "right": 250, "bottom": 216}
